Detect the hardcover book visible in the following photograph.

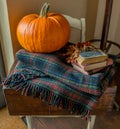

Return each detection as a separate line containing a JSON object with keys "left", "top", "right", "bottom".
{"left": 74, "top": 60, "right": 107, "bottom": 71}
{"left": 77, "top": 48, "right": 108, "bottom": 65}
{"left": 72, "top": 58, "right": 113, "bottom": 75}
{"left": 72, "top": 64, "right": 105, "bottom": 75}
{"left": 72, "top": 63, "right": 104, "bottom": 75}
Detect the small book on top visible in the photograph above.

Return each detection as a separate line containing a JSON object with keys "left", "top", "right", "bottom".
{"left": 76, "top": 45, "right": 108, "bottom": 65}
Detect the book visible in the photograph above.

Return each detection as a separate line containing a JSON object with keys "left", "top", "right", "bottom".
{"left": 77, "top": 48, "right": 108, "bottom": 65}
{"left": 74, "top": 60, "right": 107, "bottom": 71}
{"left": 72, "top": 64, "right": 106, "bottom": 75}
{"left": 73, "top": 61, "right": 106, "bottom": 71}
{"left": 72, "top": 58, "right": 113, "bottom": 75}
{"left": 72, "top": 63, "right": 105, "bottom": 75}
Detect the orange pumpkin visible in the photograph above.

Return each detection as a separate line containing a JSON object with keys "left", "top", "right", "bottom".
{"left": 16, "top": 3, "right": 70, "bottom": 53}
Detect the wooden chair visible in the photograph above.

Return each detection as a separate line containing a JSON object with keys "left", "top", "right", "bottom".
{"left": 3, "top": 1, "right": 120, "bottom": 129}
{"left": 3, "top": 14, "right": 96, "bottom": 129}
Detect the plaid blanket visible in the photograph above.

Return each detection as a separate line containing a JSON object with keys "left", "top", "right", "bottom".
{"left": 3, "top": 49, "right": 115, "bottom": 117}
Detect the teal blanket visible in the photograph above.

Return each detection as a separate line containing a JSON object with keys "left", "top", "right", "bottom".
{"left": 3, "top": 49, "right": 115, "bottom": 117}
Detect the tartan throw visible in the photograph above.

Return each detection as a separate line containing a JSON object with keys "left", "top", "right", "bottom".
{"left": 3, "top": 49, "right": 115, "bottom": 117}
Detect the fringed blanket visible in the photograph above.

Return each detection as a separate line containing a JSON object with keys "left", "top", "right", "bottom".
{"left": 3, "top": 49, "right": 115, "bottom": 117}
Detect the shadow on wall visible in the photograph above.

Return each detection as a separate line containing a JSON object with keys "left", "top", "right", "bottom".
{"left": 0, "top": 43, "right": 6, "bottom": 109}
{"left": 0, "top": 43, "right": 6, "bottom": 79}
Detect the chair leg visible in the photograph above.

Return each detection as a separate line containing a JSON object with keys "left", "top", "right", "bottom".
{"left": 87, "top": 115, "right": 96, "bottom": 129}
{"left": 113, "top": 101, "right": 120, "bottom": 111}
{"left": 26, "top": 116, "right": 33, "bottom": 129}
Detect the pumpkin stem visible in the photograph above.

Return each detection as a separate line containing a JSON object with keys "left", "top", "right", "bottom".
{"left": 40, "top": 2, "right": 50, "bottom": 17}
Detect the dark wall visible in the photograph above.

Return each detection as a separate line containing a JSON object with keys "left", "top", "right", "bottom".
{"left": 0, "top": 43, "right": 6, "bottom": 80}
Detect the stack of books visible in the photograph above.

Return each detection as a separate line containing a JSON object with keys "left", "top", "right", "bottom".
{"left": 72, "top": 45, "right": 113, "bottom": 75}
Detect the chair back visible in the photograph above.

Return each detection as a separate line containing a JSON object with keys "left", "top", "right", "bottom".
{"left": 63, "top": 14, "right": 86, "bottom": 43}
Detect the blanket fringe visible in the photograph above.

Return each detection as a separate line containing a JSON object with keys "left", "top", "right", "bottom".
{"left": 25, "top": 84, "right": 90, "bottom": 117}
{"left": 4, "top": 74, "right": 91, "bottom": 118}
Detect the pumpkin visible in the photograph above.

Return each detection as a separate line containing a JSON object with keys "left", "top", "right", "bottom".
{"left": 16, "top": 3, "right": 70, "bottom": 53}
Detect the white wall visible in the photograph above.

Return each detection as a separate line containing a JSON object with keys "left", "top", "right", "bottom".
{"left": 94, "top": 0, "right": 120, "bottom": 54}
{"left": 0, "top": 0, "right": 14, "bottom": 74}
{"left": 94, "top": 0, "right": 106, "bottom": 39}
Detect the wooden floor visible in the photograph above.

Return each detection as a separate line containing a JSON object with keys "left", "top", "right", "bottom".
{"left": 31, "top": 112, "right": 120, "bottom": 129}
{"left": 0, "top": 107, "right": 27, "bottom": 129}
{"left": 33, "top": 117, "right": 86, "bottom": 129}
{"left": 1, "top": 107, "right": 120, "bottom": 129}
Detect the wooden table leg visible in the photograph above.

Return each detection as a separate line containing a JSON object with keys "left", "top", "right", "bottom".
{"left": 26, "top": 116, "right": 33, "bottom": 129}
